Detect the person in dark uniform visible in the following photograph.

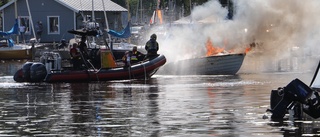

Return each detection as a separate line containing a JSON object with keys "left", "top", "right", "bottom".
{"left": 145, "top": 33, "right": 159, "bottom": 59}
{"left": 79, "top": 36, "right": 89, "bottom": 59}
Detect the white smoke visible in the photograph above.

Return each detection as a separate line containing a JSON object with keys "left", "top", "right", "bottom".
{"left": 151, "top": 0, "right": 320, "bottom": 73}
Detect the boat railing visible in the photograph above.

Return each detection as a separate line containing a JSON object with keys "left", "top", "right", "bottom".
{"left": 39, "top": 52, "right": 62, "bottom": 74}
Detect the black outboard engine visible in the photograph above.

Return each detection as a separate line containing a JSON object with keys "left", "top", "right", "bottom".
{"left": 16, "top": 62, "right": 48, "bottom": 82}
{"left": 268, "top": 78, "right": 313, "bottom": 120}
{"left": 14, "top": 52, "right": 62, "bottom": 82}
{"left": 30, "top": 63, "right": 47, "bottom": 82}
{"left": 22, "top": 62, "right": 34, "bottom": 82}
{"left": 302, "top": 91, "right": 320, "bottom": 118}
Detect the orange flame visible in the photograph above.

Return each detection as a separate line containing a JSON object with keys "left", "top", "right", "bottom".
{"left": 245, "top": 47, "right": 251, "bottom": 53}
{"left": 206, "top": 38, "right": 225, "bottom": 56}
{"left": 157, "top": 10, "right": 163, "bottom": 24}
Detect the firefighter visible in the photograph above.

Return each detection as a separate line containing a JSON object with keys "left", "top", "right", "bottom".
{"left": 130, "top": 46, "right": 144, "bottom": 64}
{"left": 122, "top": 46, "right": 144, "bottom": 67}
{"left": 145, "top": 33, "right": 159, "bottom": 59}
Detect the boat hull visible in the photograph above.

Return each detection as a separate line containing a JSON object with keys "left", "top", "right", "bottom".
{"left": 162, "top": 53, "right": 245, "bottom": 75}
{"left": 0, "top": 48, "right": 32, "bottom": 60}
{"left": 43, "top": 54, "right": 166, "bottom": 82}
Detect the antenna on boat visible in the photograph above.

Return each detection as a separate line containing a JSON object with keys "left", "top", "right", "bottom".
{"left": 91, "top": 0, "right": 95, "bottom": 22}
{"left": 79, "top": 0, "right": 85, "bottom": 21}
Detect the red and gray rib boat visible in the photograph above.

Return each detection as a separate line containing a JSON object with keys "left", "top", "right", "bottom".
{"left": 14, "top": 53, "right": 166, "bottom": 83}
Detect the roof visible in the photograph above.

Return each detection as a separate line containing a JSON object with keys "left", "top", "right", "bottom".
{"left": 0, "top": 0, "right": 127, "bottom": 12}
{"left": 55, "top": 0, "right": 127, "bottom": 12}
{"left": 0, "top": 0, "right": 15, "bottom": 11}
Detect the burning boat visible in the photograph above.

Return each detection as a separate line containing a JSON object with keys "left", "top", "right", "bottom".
{"left": 161, "top": 38, "right": 247, "bottom": 75}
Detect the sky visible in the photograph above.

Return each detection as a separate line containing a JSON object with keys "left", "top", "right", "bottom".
{"left": 149, "top": 0, "right": 320, "bottom": 73}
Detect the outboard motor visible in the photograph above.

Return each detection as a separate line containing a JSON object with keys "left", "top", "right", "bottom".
{"left": 22, "top": 62, "right": 34, "bottom": 82}
{"left": 14, "top": 52, "right": 62, "bottom": 83}
{"left": 268, "top": 78, "right": 314, "bottom": 120}
{"left": 40, "top": 52, "right": 62, "bottom": 74}
{"left": 30, "top": 63, "right": 47, "bottom": 82}
{"left": 302, "top": 92, "right": 320, "bottom": 118}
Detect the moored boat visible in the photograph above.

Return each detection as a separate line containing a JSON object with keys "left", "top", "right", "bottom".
{"left": 0, "top": 45, "right": 32, "bottom": 60}
{"left": 0, "top": 19, "right": 35, "bottom": 60}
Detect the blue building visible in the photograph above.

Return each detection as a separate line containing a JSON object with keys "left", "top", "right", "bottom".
{"left": 0, "top": 0, "right": 128, "bottom": 43}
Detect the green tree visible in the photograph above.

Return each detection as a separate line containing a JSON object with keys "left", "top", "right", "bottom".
{"left": 111, "top": 0, "right": 126, "bottom": 8}
{"left": 112, "top": 0, "right": 234, "bottom": 21}
{"left": 0, "top": 0, "right": 9, "bottom": 7}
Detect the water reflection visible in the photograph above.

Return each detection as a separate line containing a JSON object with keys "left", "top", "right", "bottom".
{"left": 268, "top": 115, "right": 320, "bottom": 137}
{"left": 0, "top": 60, "right": 25, "bottom": 76}
{"left": 1, "top": 60, "right": 320, "bottom": 136}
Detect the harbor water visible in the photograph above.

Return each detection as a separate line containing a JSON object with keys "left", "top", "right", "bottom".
{"left": 0, "top": 60, "right": 319, "bottom": 137}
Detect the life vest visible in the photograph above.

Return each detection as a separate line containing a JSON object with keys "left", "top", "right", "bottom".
{"left": 131, "top": 51, "right": 139, "bottom": 61}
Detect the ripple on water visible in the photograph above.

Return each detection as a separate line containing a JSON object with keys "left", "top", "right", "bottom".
{"left": 0, "top": 73, "right": 316, "bottom": 136}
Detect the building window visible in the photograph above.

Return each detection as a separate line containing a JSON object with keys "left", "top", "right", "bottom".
{"left": 47, "top": 16, "right": 59, "bottom": 34}
{"left": 18, "top": 16, "right": 31, "bottom": 35}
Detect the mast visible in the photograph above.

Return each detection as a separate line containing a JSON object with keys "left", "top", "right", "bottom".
{"left": 135, "top": 0, "right": 139, "bottom": 24}
{"left": 26, "top": 0, "right": 36, "bottom": 41}
{"left": 91, "top": 0, "right": 96, "bottom": 43}
{"left": 140, "top": 0, "right": 142, "bottom": 23}
{"left": 14, "top": 0, "right": 18, "bottom": 43}
{"left": 126, "top": 0, "right": 131, "bottom": 43}
{"left": 127, "top": 0, "right": 130, "bottom": 21}
{"left": 101, "top": 0, "right": 111, "bottom": 42}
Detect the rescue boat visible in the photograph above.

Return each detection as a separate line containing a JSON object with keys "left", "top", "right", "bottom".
{"left": 13, "top": 27, "right": 166, "bottom": 83}
{"left": 13, "top": 52, "right": 166, "bottom": 83}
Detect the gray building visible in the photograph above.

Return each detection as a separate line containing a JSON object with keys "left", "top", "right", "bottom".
{"left": 0, "top": 0, "right": 128, "bottom": 43}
